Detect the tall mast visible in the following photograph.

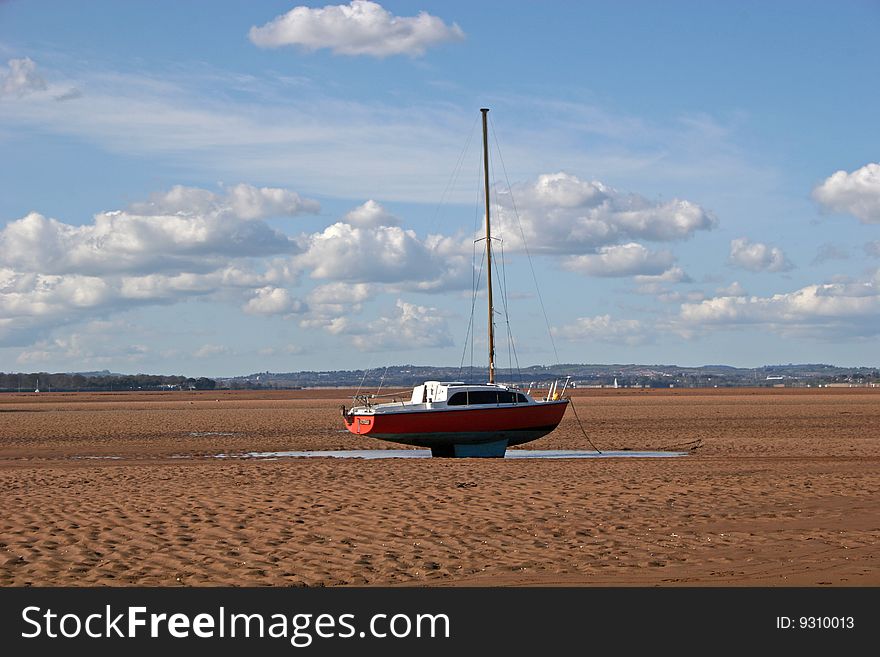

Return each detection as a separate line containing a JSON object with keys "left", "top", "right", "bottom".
{"left": 481, "top": 108, "right": 495, "bottom": 384}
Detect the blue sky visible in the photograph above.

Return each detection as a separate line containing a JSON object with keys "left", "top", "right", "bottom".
{"left": 1, "top": 0, "right": 879, "bottom": 377}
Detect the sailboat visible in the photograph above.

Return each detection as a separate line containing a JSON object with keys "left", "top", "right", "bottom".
{"left": 342, "top": 109, "right": 569, "bottom": 457}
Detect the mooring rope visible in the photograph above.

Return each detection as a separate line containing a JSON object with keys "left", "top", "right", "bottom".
{"left": 567, "top": 397, "right": 602, "bottom": 454}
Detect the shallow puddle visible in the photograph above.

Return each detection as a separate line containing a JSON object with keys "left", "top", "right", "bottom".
{"left": 188, "top": 431, "right": 239, "bottom": 437}
{"left": 216, "top": 449, "right": 688, "bottom": 460}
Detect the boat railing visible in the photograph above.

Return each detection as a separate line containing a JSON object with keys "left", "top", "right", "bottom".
{"left": 351, "top": 389, "right": 410, "bottom": 408}
{"left": 367, "top": 389, "right": 409, "bottom": 400}
{"left": 544, "top": 376, "right": 571, "bottom": 401}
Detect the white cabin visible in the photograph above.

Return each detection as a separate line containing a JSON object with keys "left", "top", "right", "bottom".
{"left": 351, "top": 380, "right": 535, "bottom": 415}
{"left": 409, "top": 381, "right": 466, "bottom": 404}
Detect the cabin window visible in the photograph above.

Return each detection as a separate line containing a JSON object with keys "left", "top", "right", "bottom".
{"left": 446, "top": 391, "right": 528, "bottom": 406}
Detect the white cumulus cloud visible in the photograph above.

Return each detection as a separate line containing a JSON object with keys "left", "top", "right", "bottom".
{"left": 295, "top": 222, "right": 434, "bottom": 282}
{"left": 309, "top": 281, "right": 373, "bottom": 305}
{"left": 249, "top": 1, "right": 465, "bottom": 57}
{"left": 562, "top": 242, "right": 676, "bottom": 277}
{"left": 299, "top": 315, "right": 351, "bottom": 335}
{"left": 243, "top": 286, "right": 305, "bottom": 315}
{"left": 0, "top": 184, "right": 319, "bottom": 346}
{"left": 632, "top": 266, "right": 693, "bottom": 296}
{"left": 129, "top": 183, "right": 320, "bottom": 220}
{"left": 680, "top": 270, "right": 880, "bottom": 338}
{"left": 812, "top": 162, "right": 880, "bottom": 224}
{"left": 716, "top": 281, "right": 747, "bottom": 297}
{"left": 293, "top": 221, "right": 469, "bottom": 290}
{"left": 553, "top": 314, "right": 650, "bottom": 345}
{"left": 306, "top": 281, "right": 373, "bottom": 318}
{"left": 634, "top": 266, "right": 692, "bottom": 285}
{"left": 227, "top": 183, "right": 320, "bottom": 220}
{"left": 728, "top": 237, "right": 793, "bottom": 272}
{"left": 493, "top": 172, "right": 716, "bottom": 254}
{"left": 0, "top": 184, "right": 317, "bottom": 277}
{"left": 342, "top": 199, "right": 399, "bottom": 227}
{"left": 350, "top": 299, "right": 453, "bottom": 350}
{"left": 0, "top": 269, "right": 112, "bottom": 316}
{"left": 15, "top": 329, "right": 149, "bottom": 367}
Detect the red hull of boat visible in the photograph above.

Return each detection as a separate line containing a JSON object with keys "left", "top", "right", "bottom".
{"left": 345, "top": 399, "right": 568, "bottom": 448}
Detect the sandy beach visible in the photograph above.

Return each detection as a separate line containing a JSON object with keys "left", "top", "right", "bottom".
{"left": 1, "top": 388, "right": 878, "bottom": 586}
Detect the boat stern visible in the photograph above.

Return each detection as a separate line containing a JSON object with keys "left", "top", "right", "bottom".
{"left": 342, "top": 406, "right": 375, "bottom": 435}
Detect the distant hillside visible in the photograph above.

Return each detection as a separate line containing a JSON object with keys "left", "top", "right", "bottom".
{"left": 3, "top": 363, "right": 877, "bottom": 393}
{"left": 216, "top": 363, "right": 880, "bottom": 390}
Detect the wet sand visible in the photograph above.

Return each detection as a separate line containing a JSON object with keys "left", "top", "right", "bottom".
{"left": 1, "top": 388, "right": 878, "bottom": 586}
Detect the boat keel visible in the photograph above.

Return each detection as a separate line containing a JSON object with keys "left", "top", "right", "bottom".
{"left": 430, "top": 438, "right": 509, "bottom": 458}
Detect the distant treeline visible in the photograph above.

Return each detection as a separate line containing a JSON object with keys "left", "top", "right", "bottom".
{"left": 0, "top": 372, "right": 216, "bottom": 392}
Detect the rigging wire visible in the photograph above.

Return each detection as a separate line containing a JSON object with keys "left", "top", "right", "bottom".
{"left": 354, "top": 355, "right": 374, "bottom": 399}
{"left": 427, "top": 115, "right": 480, "bottom": 236}
{"left": 374, "top": 365, "right": 390, "bottom": 396}
{"left": 484, "top": 123, "right": 506, "bottom": 384}
{"left": 459, "top": 244, "right": 486, "bottom": 381}
{"left": 499, "top": 239, "right": 513, "bottom": 382}
{"left": 485, "top": 127, "right": 505, "bottom": 383}
{"left": 498, "top": 238, "right": 522, "bottom": 384}
{"left": 471, "top": 145, "right": 483, "bottom": 382}
{"left": 459, "top": 142, "right": 488, "bottom": 383}
{"left": 489, "top": 115, "right": 562, "bottom": 367}
{"left": 356, "top": 122, "right": 478, "bottom": 401}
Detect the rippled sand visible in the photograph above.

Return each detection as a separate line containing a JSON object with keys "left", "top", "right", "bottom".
{"left": 1, "top": 388, "right": 878, "bottom": 586}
